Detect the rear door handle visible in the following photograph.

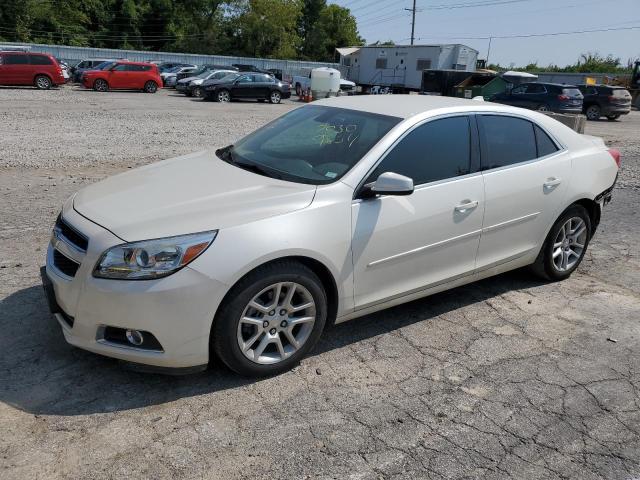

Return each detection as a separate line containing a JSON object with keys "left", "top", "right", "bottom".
{"left": 454, "top": 200, "right": 479, "bottom": 213}
{"left": 544, "top": 177, "right": 562, "bottom": 189}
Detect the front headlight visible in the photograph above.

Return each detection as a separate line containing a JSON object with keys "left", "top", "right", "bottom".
{"left": 93, "top": 231, "right": 217, "bottom": 280}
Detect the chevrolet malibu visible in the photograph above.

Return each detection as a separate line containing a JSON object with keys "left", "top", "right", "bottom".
{"left": 42, "top": 96, "right": 619, "bottom": 376}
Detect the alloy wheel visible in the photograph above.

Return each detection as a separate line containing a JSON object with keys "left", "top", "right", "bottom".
{"left": 95, "top": 80, "right": 108, "bottom": 92}
{"left": 237, "top": 282, "right": 316, "bottom": 365}
{"left": 270, "top": 91, "right": 281, "bottom": 104}
{"left": 35, "top": 76, "right": 51, "bottom": 89}
{"left": 552, "top": 217, "right": 587, "bottom": 272}
{"left": 218, "top": 90, "right": 230, "bottom": 102}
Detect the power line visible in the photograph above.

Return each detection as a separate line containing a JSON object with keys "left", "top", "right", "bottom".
{"left": 411, "top": 24, "right": 640, "bottom": 41}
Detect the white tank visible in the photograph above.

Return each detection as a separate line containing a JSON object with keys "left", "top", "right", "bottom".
{"left": 310, "top": 67, "right": 341, "bottom": 98}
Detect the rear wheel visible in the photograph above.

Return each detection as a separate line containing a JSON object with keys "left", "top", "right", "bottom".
{"left": 34, "top": 75, "right": 52, "bottom": 90}
{"left": 212, "top": 261, "right": 327, "bottom": 377}
{"left": 192, "top": 86, "right": 202, "bottom": 98}
{"left": 269, "top": 90, "right": 282, "bottom": 104}
{"left": 295, "top": 83, "right": 302, "bottom": 96}
{"left": 143, "top": 81, "right": 158, "bottom": 93}
{"left": 537, "top": 104, "right": 550, "bottom": 112}
{"left": 585, "top": 105, "right": 601, "bottom": 120}
{"left": 217, "top": 89, "right": 231, "bottom": 103}
{"left": 93, "top": 79, "right": 108, "bottom": 92}
{"left": 531, "top": 205, "right": 591, "bottom": 281}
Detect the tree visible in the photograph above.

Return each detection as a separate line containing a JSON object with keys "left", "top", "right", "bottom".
{"left": 314, "top": 4, "right": 362, "bottom": 61}
{"left": 232, "top": 0, "right": 302, "bottom": 58}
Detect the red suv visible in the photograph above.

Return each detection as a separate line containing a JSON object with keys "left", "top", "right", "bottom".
{"left": 82, "top": 61, "right": 161, "bottom": 93}
{"left": 0, "top": 51, "right": 65, "bottom": 89}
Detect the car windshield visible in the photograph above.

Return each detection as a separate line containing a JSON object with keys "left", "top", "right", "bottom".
{"left": 217, "top": 105, "right": 401, "bottom": 185}
{"left": 196, "top": 70, "right": 213, "bottom": 79}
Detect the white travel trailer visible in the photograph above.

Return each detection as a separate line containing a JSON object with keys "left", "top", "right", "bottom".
{"left": 337, "top": 44, "right": 479, "bottom": 92}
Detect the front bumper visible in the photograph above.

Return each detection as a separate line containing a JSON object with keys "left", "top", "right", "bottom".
{"left": 42, "top": 204, "right": 229, "bottom": 370}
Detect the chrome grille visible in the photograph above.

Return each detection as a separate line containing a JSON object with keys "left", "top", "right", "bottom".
{"left": 55, "top": 215, "right": 88, "bottom": 252}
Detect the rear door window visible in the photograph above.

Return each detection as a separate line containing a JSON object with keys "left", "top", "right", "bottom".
{"left": 368, "top": 116, "right": 472, "bottom": 185}
{"left": 479, "top": 115, "right": 537, "bottom": 169}
{"left": 30, "top": 55, "right": 53, "bottom": 65}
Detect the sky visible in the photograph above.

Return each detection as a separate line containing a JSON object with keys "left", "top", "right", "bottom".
{"left": 330, "top": 0, "right": 640, "bottom": 67}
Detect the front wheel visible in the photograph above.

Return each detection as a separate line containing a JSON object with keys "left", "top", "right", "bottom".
{"left": 531, "top": 205, "right": 591, "bottom": 281}
{"left": 34, "top": 75, "right": 52, "bottom": 90}
{"left": 212, "top": 261, "right": 327, "bottom": 377}
{"left": 93, "top": 79, "right": 108, "bottom": 92}
{"left": 192, "top": 86, "right": 202, "bottom": 98}
{"left": 585, "top": 105, "right": 601, "bottom": 120}
{"left": 144, "top": 81, "right": 158, "bottom": 93}
{"left": 269, "top": 90, "right": 282, "bottom": 104}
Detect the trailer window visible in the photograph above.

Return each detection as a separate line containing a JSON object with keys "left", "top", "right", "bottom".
{"left": 375, "top": 58, "right": 387, "bottom": 69}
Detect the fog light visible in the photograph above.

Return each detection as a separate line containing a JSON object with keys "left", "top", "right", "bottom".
{"left": 125, "top": 329, "right": 144, "bottom": 346}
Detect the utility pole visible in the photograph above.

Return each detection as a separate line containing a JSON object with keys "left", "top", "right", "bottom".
{"left": 404, "top": 0, "right": 417, "bottom": 45}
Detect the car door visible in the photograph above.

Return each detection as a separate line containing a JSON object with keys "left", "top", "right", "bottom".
{"left": 525, "top": 83, "right": 548, "bottom": 109}
{"left": 507, "top": 84, "right": 529, "bottom": 108}
{"left": 232, "top": 74, "right": 254, "bottom": 98}
{"left": 351, "top": 115, "right": 485, "bottom": 309}
{"left": 253, "top": 74, "right": 273, "bottom": 99}
{"left": 476, "top": 114, "right": 572, "bottom": 271}
{"left": 106, "top": 63, "right": 129, "bottom": 88}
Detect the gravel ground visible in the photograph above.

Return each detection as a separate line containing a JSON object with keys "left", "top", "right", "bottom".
{"left": 1, "top": 86, "right": 640, "bottom": 480}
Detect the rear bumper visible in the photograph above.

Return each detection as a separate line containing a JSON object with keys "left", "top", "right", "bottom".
{"left": 555, "top": 106, "right": 583, "bottom": 114}
{"left": 602, "top": 105, "right": 631, "bottom": 116}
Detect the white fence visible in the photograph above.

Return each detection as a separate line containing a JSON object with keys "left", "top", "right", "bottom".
{"left": 0, "top": 42, "right": 340, "bottom": 77}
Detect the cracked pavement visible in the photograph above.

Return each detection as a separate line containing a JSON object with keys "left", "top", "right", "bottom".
{"left": 1, "top": 87, "right": 639, "bottom": 479}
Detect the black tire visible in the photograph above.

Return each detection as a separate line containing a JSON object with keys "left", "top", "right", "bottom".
{"left": 531, "top": 204, "right": 592, "bottom": 281}
{"left": 212, "top": 261, "right": 327, "bottom": 377}
{"left": 537, "top": 104, "right": 550, "bottom": 112}
{"left": 606, "top": 115, "right": 620, "bottom": 121}
{"left": 34, "top": 75, "right": 52, "bottom": 90}
{"left": 93, "top": 79, "right": 109, "bottom": 92}
{"left": 144, "top": 81, "right": 158, "bottom": 93}
{"left": 585, "top": 104, "right": 601, "bottom": 121}
{"left": 295, "top": 83, "right": 302, "bottom": 97}
{"left": 192, "top": 86, "right": 202, "bottom": 98}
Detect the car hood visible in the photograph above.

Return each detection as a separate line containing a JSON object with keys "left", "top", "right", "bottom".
{"left": 73, "top": 151, "right": 317, "bottom": 242}
{"left": 178, "top": 76, "right": 200, "bottom": 85}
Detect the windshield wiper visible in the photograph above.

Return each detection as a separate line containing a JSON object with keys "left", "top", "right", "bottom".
{"left": 216, "top": 145, "right": 283, "bottom": 180}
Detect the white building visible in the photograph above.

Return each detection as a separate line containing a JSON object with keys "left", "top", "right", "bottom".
{"left": 337, "top": 44, "right": 479, "bottom": 91}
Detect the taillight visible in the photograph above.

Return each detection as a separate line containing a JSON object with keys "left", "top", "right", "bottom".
{"left": 608, "top": 148, "right": 621, "bottom": 168}
{"left": 557, "top": 94, "right": 569, "bottom": 101}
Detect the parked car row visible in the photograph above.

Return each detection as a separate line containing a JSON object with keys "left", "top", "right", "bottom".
{"left": 489, "top": 81, "right": 633, "bottom": 120}
{"left": 162, "top": 63, "right": 292, "bottom": 104}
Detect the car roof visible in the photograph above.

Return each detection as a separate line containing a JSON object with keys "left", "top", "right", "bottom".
{"left": 313, "top": 95, "right": 523, "bottom": 119}
{"left": 115, "top": 60, "right": 154, "bottom": 65}
{"left": 522, "top": 82, "right": 578, "bottom": 87}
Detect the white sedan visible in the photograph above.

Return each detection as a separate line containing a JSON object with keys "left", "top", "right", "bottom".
{"left": 42, "top": 96, "right": 620, "bottom": 376}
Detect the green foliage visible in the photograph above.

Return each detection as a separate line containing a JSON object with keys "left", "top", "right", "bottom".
{"left": 0, "top": 0, "right": 361, "bottom": 61}
{"left": 488, "top": 52, "right": 637, "bottom": 74}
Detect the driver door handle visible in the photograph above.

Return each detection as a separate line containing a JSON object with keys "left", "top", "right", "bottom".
{"left": 454, "top": 200, "right": 479, "bottom": 213}
{"left": 544, "top": 177, "right": 562, "bottom": 189}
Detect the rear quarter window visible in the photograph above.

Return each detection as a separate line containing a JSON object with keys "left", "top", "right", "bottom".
{"left": 534, "top": 125, "right": 559, "bottom": 157}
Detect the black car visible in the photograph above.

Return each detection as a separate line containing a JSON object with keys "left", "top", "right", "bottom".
{"left": 490, "top": 82, "right": 583, "bottom": 114}
{"left": 577, "top": 84, "right": 632, "bottom": 121}
{"left": 202, "top": 72, "right": 290, "bottom": 104}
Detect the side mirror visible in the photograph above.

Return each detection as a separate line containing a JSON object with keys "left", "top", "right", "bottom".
{"left": 361, "top": 172, "right": 414, "bottom": 199}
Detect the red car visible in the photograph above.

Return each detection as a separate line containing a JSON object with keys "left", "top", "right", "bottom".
{"left": 0, "top": 51, "right": 65, "bottom": 89}
{"left": 82, "top": 61, "right": 161, "bottom": 93}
